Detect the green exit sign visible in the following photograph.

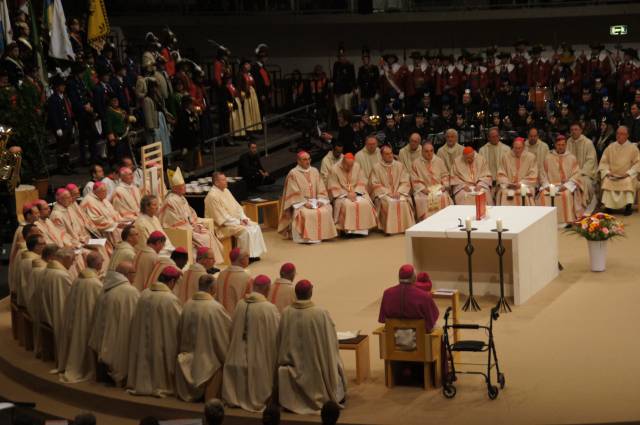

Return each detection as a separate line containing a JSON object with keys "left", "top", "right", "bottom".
{"left": 610, "top": 25, "right": 628, "bottom": 36}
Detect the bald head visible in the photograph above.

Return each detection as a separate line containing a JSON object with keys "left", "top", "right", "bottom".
{"left": 408, "top": 133, "right": 421, "bottom": 150}
{"left": 55, "top": 248, "right": 75, "bottom": 270}
{"left": 232, "top": 249, "right": 250, "bottom": 268}
{"left": 86, "top": 251, "right": 103, "bottom": 271}
{"left": 42, "top": 244, "right": 59, "bottom": 261}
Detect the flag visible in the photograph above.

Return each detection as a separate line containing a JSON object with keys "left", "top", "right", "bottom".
{"left": 0, "top": 0, "right": 12, "bottom": 54}
{"left": 44, "top": 0, "right": 75, "bottom": 60}
{"left": 87, "top": 0, "right": 110, "bottom": 52}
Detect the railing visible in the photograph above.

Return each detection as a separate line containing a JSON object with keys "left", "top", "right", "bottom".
{"left": 108, "top": 0, "right": 638, "bottom": 15}
{"left": 200, "top": 103, "right": 316, "bottom": 170}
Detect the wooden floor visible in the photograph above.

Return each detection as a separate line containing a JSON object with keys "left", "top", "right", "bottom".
{"left": 2, "top": 210, "right": 640, "bottom": 425}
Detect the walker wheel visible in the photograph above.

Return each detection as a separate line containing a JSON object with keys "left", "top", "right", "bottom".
{"left": 443, "top": 384, "right": 457, "bottom": 399}
{"left": 488, "top": 385, "right": 499, "bottom": 400}
{"left": 498, "top": 373, "right": 506, "bottom": 389}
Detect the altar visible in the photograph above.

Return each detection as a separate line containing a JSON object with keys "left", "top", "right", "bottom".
{"left": 405, "top": 205, "right": 558, "bottom": 305}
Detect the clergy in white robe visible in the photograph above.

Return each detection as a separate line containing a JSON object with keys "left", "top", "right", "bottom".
{"left": 80, "top": 182, "right": 126, "bottom": 246}
{"left": 108, "top": 224, "right": 139, "bottom": 271}
{"left": 39, "top": 248, "right": 75, "bottom": 369}
{"left": 567, "top": 123, "right": 598, "bottom": 213}
{"left": 478, "top": 127, "right": 511, "bottom": 187}
{"left": 268, "top": 263, "right": 297, "bottom": 313}
{"left": 58, "top": 252, "right": 104, "bottom": 382}
{"left": 536, "top": 135, "right": 584, "bottom": 224}
{"left": 525, "top": 128, "right": 550, "bottom": 180}
{"left": 598, "top": 126, "right": 640, "bottom": 214}
{"left": 214, "top": 248, "right": 253, "bottom": 315}
{"left": 29, "top": 245, "right": 58, "bottom": 357}
{"left": 144, "top": 247, "right": 189, "bottom": 291}
{"left": 496, "top": 138, "right": 538, "bottom": 206}
{"left": 222, "top": 275, "right": 280, "bottom": 412}
{"left": 89, "top": 262, "right": 140, "bottom": 386}
{"left": 132, "top": 230, "right": 165, "bottom": 291}
{"left": 127, "top": 266, "right": 182, "bottom": 397}
{"left": 320, "top": 144, "right": 343, "bottom": 186}
{"left": 355, "top": 136, "right": 382, "bottom": 181}
{"left": 277, "top": 280, "right": 346, "bottom": 415}
{"left": 398, "top": 133, "right": 423, "bottom": 173}
{"left": 327, "top": 153, "right": 378, "bottom": 235}
{"left": 175, "top": 275, "right": 231, "bottom": 402}
{"left": 205, "top": 172, "right": 267, "bottom": 259}
{"left": 134, "top": 195, "right": 175, "bottom": 255}
{"left": 15, "top": 234, "right": 44, "bottom": 308}
{"left": 111, "top": 167, "right": 142, "bottom": 221}
{"left": 159, "top": 167, "right": 224, "bottom": 264}
{"left": 173, "top": 247, "right": 216, "bottom": 304}
{"left": 450, "top": 147, "right": 493, "bottom": 206}
{"left": 9, "top": 204, "right": 39, "bottom": 293}
{"left": 369, "top": 145, "right": 415, "bottom": 234}
{"left": 50, "top": 188, "right": 110, "bottom": 272}
{"left": 278, "top": 151, "right": 338, "bottom": 243}
{"left": 411, "top": 142, "right": 454, "bottom": 220}
{"left": 436, "top": 129, "right": 464, "bottom": 173}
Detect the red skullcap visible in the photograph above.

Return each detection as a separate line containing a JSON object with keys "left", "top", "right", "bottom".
{"left": 556, "top": 134, "right": 566, "bottom": 142}
{"left": 65, "top": 183, "right": 78, "bottom": 191}
{"left": 253, "top": 274, "right": 271, "bottom": 287}
{"left": 161, "top": 265, "right": 181, "bottom": 279}
{"left": 463, "top": 146, "right": 474, "bottom": 155}
{"left": 149, "top": 230, "right": 165, "bottom": 240}
{"left": 196, "top": 246, "right": 210, "bottom": 257}
{"left": 514, "top": 137, "right": 525, "bottom": 144}
{"left": 174, "top": 246, "right": 188, "bottom": 255}
{"left": 35, "top": 199, "right": 47, "bottom": 208}
{"left": 55, "top": 188, "right": 68, "bottom": 197}
{"left": 295, "top": 279, "right": 313, "bottom": 298}
{"left": 22, "top": 202, "right": 33, "bottom": 214}
{"left": 93, "top": 181, "right": 105, "bottom": 190}
{"left": 229, "top": 247, "right": 241, "bottom": 262}
{"left": 297, "top": 150, "right": 309, "bottom": 159}
{"left": 416, "top": 272, "right": 432, "bottom": 292}
{"left": 343, "top": 153, "right": 355, "bottom": 161}
{"left": 398, "top": 264, "right": 415, "bottom": 280}
{"left": 280, "top": 262, "right": 296, "bottom": 275}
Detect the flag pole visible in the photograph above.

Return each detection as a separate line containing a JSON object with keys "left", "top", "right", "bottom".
{"left": 28, "top": 0, "right": 47, "bottom": 88}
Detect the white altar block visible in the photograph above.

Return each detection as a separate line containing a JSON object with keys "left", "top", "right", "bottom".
{"left": 405, "top": 205, "right": 558, "bottom": 305}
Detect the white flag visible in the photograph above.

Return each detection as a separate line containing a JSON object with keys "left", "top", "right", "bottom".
{"left": 48, "top": 0, "right": 75, "bottom": 60}
{"left": 0, "top": 0, "right": 12, "bottom": 52}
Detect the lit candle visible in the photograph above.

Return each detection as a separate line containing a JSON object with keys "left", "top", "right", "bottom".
{"left": 496, "top": 218, "right": 503, "bottom": 232}
{"left": 520, "top": 183, "right": 527, "bottom": 197}
{"left": 465, "top": 217, "right": 472, "bottom": 231}
{"left": 549, "top": 183, "right": 557, "bottom": 197}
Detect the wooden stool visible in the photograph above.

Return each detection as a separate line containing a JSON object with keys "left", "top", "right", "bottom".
{"left": 39, "top": 322, "right": 56, "bottom": 363}
{"left": 339, "top": 335, "right": 371, "bottom": 384}
{"left": 242, "top": 199, "right": 280, "bottom": 229}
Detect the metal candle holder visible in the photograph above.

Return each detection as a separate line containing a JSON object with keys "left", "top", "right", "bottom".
{"left": 491, "top": 228, "right": 511, "bottom": 313}
{"left": 550, "top": 193, "right": 565, "bottom": 271}
{"left": 460, "top": 227, "right": 481, "bottom": 312}
{"left": 521, "top": 194, "right": 526, "bottom": 206}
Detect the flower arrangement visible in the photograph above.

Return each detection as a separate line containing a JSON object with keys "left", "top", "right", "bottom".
{"left": 568, "top": 213, "right": 625, "bottom": 241}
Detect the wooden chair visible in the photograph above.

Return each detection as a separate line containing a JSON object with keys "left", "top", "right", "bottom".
{"left": 141, "top": 142, "right": 167, "bottom": 201}
{"left": 163, "top": 227, "right": 194, "bottom": 264}
{"left": 15, "top": 186, "right": 39, "bottom": 223}
{"left": 39, "top": 322, "right": 56, "bottom": 363}
{"left": 20, "top": 309, "right": 34, "bottom": 351}
{"left": 374, "top": 320, "right": 442, "bottom": 390}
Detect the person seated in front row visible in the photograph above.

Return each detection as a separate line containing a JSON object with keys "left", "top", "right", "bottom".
{"left": 378, "top": 264, "right": 439, "bottom": 333}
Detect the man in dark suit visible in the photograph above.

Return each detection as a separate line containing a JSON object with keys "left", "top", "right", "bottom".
{"left": 1, "top": 42, "right": 24, "bottom": 87}
{"left": 92, "top": 65, "right": 114, "bottom": 136}
{"left": 47, "top": 75, "right": 75, "bottom": 174}
{"left": 67, "top": 63, "right": 98, "bottom": 165}
{"left": 237, "top": 141, "right": 274, "bottom": 191}
{"left": 251, "top": 43, "right": 271, "bottom": 115}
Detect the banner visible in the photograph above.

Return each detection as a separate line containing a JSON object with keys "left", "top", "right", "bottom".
{"left": 87, "top": 0, "right": 110, "bottom": 52}
{"left": 0, "top": 0, "right": 12, "bottom": 54}
{"left": 44, "top": 0, "right": 75, "bottom": 60}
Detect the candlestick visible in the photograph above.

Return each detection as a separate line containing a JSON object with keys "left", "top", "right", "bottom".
{"left": 496, "top": 218, "right": 503, "bottom": 232}
{"left": 549, "top": 183, "right": 557, "bottom": 197}
{"left": 520, "top": 183, "right": 527, "bottom": 197}
{"left": 465, "top": 216, "right": 472, "bottom": 231}
{"left": 460, "top": 227, "right": 481, "bottom": 312}
{"left": 492, "top": 227, "right": 511, "bottom": 313}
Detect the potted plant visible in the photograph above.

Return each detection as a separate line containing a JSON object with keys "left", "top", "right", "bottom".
{"left": 567, "top": 212, "right": 625, "bottom": 272}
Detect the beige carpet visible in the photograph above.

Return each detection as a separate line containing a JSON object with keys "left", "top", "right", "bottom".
{"left": 2, "top": 212, "right": 640, "bottom": 425}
